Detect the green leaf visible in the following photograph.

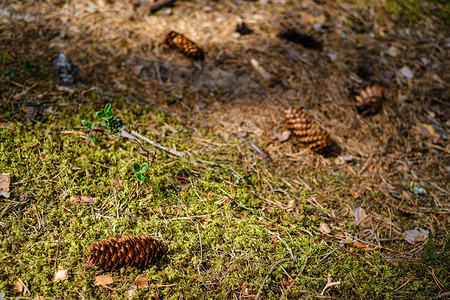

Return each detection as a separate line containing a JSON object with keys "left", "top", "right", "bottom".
{"left": 106, "top": 114, "right": 114, "bottom": 120}
{"left": 82, "top": 120, "right": 93, "bottom": 128}
{"left": 140, "top": 163, "right": 148, "bottom": 173}
{"left": 115, "top": 131, "right": 122, "bottom": 137}
{"left": 135, "top": 173, "right": 146, "bottom": 182}
{"left": 95, "top": 110, "right": 105, "bottom": 118}
{"left": 104, "top": 103, "right": 112, "bottom": 115}
{"left": 133, "top": 163, "right": 140, "bottom": 172}
{"left": 100, "top": 120, "right": 107, "bottom": 127}
{"left": 87, "top": 135, "right": 98, "bottom": 144}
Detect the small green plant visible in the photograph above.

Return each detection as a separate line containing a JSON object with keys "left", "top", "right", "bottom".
{"left": 81, "top": 103, "right": 125, "bottom": 144}
{"left": 80, "top": 119, "right": 102, "bottom": 144}
{"left": 133, "top": 162, "right": 148, "bottom": 182}
{"left": 23, "top": 60, "right": 41, "bottom": 71}
{"left": 95, "top": 103, "right": 125, "bottom": 137}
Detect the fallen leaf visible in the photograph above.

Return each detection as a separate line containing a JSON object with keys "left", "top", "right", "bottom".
{"left": 352, "top": 242, "right": 376, "bottom": 250}
{"left": 68, "top": 195, "right": 95, "bottom": 205}
{"left": 403, "top": 228, "right": 429, "bottom": 245}
{"left": 271, "top": 234, "right": 278, "bottom": 243}
{"left": 0, "top": 173, "right": 11, "bottom": 198}
{"left": 282, "top": 277, "right": 295, "bottom": 289}
{"left": 299, "top": 12, "right": 315, "bottom": 24}
{"left": 53, "top": 268, "right": 69, "bottom": 282}
{"left": 319, "top": 222, "right": 332, "bottom": 234}
{"left": 240, "top": 282, "right": 249, "bottom": 296}
{"left": 339, "top": 155, "right": 353, "bottom": 162}
{"left": 59, "top": 191, "right": 68, "bottom": 201}
{"left": 416, "top": 123, "right": 441, "bottom": 139}
{"left": 286, "top": 199, "right": 296, "bottom": 212}
{"left": 131, "top": 64, "right": 145, "bottom": 75}
{"left": 94, "top": 275, "right": 114, "bottom": 286}
{"left": 432, "top": 74, "right": 444, "bottom": 84}
{"left": 13, "top": 278, "right": 25, "bottom": 293}
{"left": 354, "top": 207, "right": 367, "bottom": 226}
{"left": 279, "top": 130, "right": 291, "bottom": 142}
{"left": 135, "top": 274, "right": 148, "bottom": 288}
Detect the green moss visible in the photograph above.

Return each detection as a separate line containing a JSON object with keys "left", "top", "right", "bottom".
{"left": 0, "top": 55, "right": 447, "bottom": 299}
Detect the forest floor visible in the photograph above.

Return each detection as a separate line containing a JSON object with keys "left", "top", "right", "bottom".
{"left": 0, "top": 0, "right": 449, "bottom": 299}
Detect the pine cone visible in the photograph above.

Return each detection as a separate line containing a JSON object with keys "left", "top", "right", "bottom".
{"left": 165, "top": 31, "right": 204, "bottom": 60}
{"left": 87, "top": 235, "right": 163, "bottom": 269}
{"left": 355, "top": 86, "right": 384, "bottom": 115}
{"left": 284, "top": 108, "right": 330, "bottom": 153}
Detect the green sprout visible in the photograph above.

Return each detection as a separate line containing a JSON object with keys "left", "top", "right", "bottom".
{"left": 95, "top": 103, "right": 125, "bottom": 137}
{"left": 81, "top": 102, "right": 125, "bottom": 143}
{"left": 133, "top": 162, "right": 148, "bottom": 182}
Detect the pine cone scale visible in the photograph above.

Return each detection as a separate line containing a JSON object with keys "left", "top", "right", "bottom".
{"left": 356, "top": 86, "right": 384, "bottom": 115}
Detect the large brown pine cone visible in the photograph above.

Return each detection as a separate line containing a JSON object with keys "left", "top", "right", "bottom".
{"left": 165, "top": 31, "right": 204, "bottom": 60}
{"left": 87, "top": 235, "right": 163, "bottom": 269}
{"left": 284, "top": 107, "right": 330, "bottom": 153}
{"left": 355, "top": 86, "right": 384, "bottom": 115}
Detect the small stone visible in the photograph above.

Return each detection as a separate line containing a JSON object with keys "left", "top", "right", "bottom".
{"left": 327, "top": 53, "right": 337, "bottom": 61}
{"left": 387, "top": 46, "right": 399, "bottom": 57}
{"left": 399, "top": 66, "right": 413, "bottom": 79}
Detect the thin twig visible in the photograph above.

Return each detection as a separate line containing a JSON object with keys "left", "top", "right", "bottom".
{"left": 155, "top": 61, "right": 169, "bottom": 93}
{"left": 320, "top": 274, "right": 340, "bottom": 295}
{"left": 234, "top": 133, "right": 271, "bottom": 160}
{"left": 127, "top": 130, "right": 185, "bottom": 158}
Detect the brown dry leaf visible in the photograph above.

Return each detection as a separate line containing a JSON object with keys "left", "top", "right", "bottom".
{"left": 299, "top": 12, "right": 315, "bottom": 24}
{"left": 279, "top": 130, "right": 291, "bottom": 142}
{"left": 416, "top": 123, "right": 441, "bottom": 139}
{"left": 135, "top": 274, "right": 148, "bottom": 288}
{"left": 271, "top": 234, "right": 278, "bottom": 243}
{"left": 130, "top": 64, "right": 145, "bottom": 75}
{"left": 286, "top": 199, "right": 296, "bottom": 212}
{"left": 403, "top": 228, "right": 429, "bottom": 245}
{"left": 58, "top": 191, "right": 68, "bottom": 201}
{"left": 14, "top": 278, "right": 24, "bottom": 293}
{"left": 0, "top": 173, "right": 11, "bottom": 198}
{"left": 354, "top": 207, "right": 368, "bottom": 226}
{"left": 319, "top": 222, "right": 332, "bottom": 234}
{"left": 352, "top": 242, "right": 376, "bottom": 251}
{"left": 282, "top": 278, "right": 295, "bottom": 289}
{"left": 53, "top": 268, "right": 69, "bottom": 282}
{"left": 68, "top": 195, "right": 95, "bottom": 205}
{"left": 94, "top": 275, "right": 114, "bottom": 286}
{"left": 240, "top": 282, "right": 249, "bottom": 296}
